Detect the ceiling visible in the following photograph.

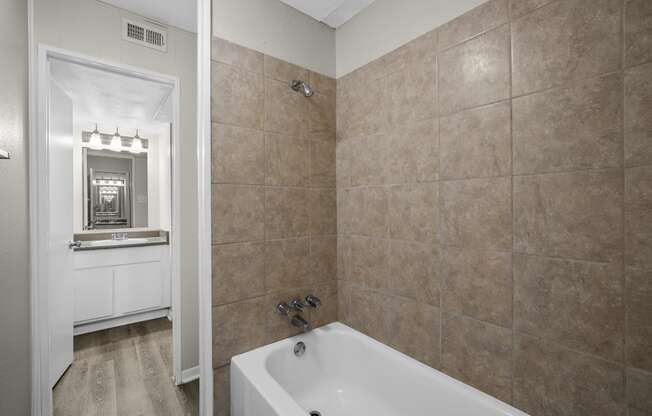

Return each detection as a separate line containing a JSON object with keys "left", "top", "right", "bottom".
{"left": 50, "top": 58, "right": 173, "bottom": 138}
{"left": 280, "top": 0, "right": 376, "bottom": 28}
{"left": 99, "top": 0, "right": 197, "bottom": 33}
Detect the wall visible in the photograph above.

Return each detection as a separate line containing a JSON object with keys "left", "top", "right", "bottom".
{"left": 34, "top": 0, "right": 199, "bottom": 370}
{"left": 336, "top": 0, "right": 652, "bottom": 415}
{"left": 210, "top": 37, "right": 337, "bottom": 415}
{"left": 335, "top": 0, "right": 486, "bottom": 77}
{"left": 0, "top": 0, "right": 30, "bottom": 414}
{"left": 212, "top": 0, "right": 335, "bottom": 77}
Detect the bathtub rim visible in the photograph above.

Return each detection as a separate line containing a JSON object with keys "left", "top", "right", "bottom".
{"left": 231, "top": 321, "right": 529, "bottom": 416}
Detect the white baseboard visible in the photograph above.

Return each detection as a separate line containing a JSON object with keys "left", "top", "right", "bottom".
{"left": 180, "top": 366, "right": 200, "bottom": 384}
{"left": 73, "top": 308, "right": 169, "bottom": 335}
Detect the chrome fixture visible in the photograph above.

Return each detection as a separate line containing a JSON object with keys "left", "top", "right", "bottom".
{"left": 0, "top": 149, "right": 9, "bottom": 159}
{"left": 290, "top": 80, "right": 314, "bottom": 97}
{"left": 276, "top": 302, "right": 292, "bottom": 316}
{"left": 305, "top": 294, "right": 321, "bottom": 308}
{"left": 291, "top": 314, "right": 311, "bottom": 333}
{"left": 290, "top": 298, "right": 306, "bottom": 312}
{"left": 68, "top": 240, "right": 82, "bottom": 249}
{"left": 293, "top": 341, "right": 306, "bottom": 357}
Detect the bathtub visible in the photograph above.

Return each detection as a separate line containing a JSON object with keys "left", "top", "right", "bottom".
{"left": 231, "top": 322, "right": 528, "bottom": 416}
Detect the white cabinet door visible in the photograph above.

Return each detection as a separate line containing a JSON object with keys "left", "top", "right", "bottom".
{"left": 73, "top": 267, "right": 114, "bottom": 323}
{"left": 114, "top": 262, "right": 163, "bottom": 314}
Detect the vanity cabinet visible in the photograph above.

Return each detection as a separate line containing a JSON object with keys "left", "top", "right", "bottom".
{"left": 72, "top": 245, "right": 170, "bottom": 328}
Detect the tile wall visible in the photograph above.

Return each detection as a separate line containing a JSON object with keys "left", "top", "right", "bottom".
{"left": 336, "top": 0, "right": 652, "bottom": 415}
{"left": 210, "top": 37, "right": 337, "bottom": 416}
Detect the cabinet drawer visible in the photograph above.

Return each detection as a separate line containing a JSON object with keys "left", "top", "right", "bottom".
{"left": 114, "top": 262, "right": 163, "bottom": 314}
{"left": 73, "top": 267, "right": 114, "bottom": 323}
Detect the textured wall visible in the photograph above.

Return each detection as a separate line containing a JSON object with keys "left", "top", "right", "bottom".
{"left": 336, "top": 0, "right": 652, "bottom": 415}
{"left": 210, "top": 37, "right": 337, "bottom": 415}
{"left": 0, "top": 0, "right": 30, "bottom": 413}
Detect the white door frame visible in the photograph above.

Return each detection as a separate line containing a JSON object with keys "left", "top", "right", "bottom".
{"left": 197, "top": 0, "right": 214, "bottom": 414}
{"left": 28, "top": 44, "right": 184, "bottom": 415}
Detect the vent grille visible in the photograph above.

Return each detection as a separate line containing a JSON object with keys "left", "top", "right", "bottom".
{"left": 122, "top": 18, "right": 167, "bottom": 52}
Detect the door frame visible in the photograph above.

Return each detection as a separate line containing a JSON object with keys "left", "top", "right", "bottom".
{"left": 29, "top": 44, "right": 184, "bottom": 415}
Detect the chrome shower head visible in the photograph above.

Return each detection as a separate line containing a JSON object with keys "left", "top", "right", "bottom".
{"left": 290, "top": 80, "right": 314, "bottom": 97}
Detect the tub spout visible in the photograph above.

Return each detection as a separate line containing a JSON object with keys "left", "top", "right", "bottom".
{"left": 291, "top": 314, "right": 311, "bottom": 333}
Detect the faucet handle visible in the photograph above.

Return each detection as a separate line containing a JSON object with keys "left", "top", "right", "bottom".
{"left": 305, "top": 294, "right": 321, "bottom": 308}
{"left": 276, "top": 302, "right": 291, "bottom": 316}
{"left": 290, "top": 298, "right": 305, "bottom": 312}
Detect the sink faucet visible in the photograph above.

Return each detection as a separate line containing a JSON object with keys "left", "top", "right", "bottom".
{"left": 290, "top": 314, "right": 311, "bottom": 333}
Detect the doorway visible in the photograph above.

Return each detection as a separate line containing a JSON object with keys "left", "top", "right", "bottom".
{"left": 31, "top": 44, "right": 186, "bottom": 414}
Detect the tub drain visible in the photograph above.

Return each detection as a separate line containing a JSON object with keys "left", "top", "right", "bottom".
{"left": 309, "top": 411, "right": 321, "bottom": 416}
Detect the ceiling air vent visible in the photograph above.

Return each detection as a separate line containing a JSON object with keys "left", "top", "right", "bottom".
{"left": 122, "top": 18, "right": 167, "bottom": 52}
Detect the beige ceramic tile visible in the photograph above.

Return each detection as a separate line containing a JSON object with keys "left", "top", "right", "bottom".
{"left": 625, "top": 63, "right": 652, "bottom": 167}
{"left": 348, "top": 288, "right": 388, "bottom": 343}
{"left": 211, "top": 37, "right": 263, "bottom": 74}
{"left": 337, "top": 235, "right": 351, "bottom": 281}
{"left": 439, "top": 25, "right": 510, "bottom": 115}
{"left": 625, "top": 0, "right": 652, "bottom": 68}
{"left": 513, "top": 73, "right": 623, "bottom": 174}
{"left": 387, "top": 297, "right": 441, "bottom": 369}
{"left": 308, "top": 188, "right": 337, "bottom": 236}
{"left": 264, "top": 238, "right": 310, "bottom": 291}
{"left": 440, "top": 100, "right": 511, "bottom": 179}
{"left": 509, "top": 0, "right": 555, "bottom": 19}
{"left": 513, "top": 334, "right": 626, "bottom": 416}
{"left": 350, "top": 236, "right": 389, "bottom": 291}
{"left": 212, "top": 242, "right": 265, "bottom": 305}
{"left": 511, "top": 0, "right": 622, "bottom": 96}
{"left": 388, "top": 240, "right": 440, "bottom": 306}
{"left": 263, "top": 55, "right": 309, "bottom": 82}
{"left": 626, "top": 267, "right": 652, "bottom": 371}
{"left": 388, "top": 183, "right": 438, "bottom": 243}
{"left": 442, "top": 246, "right": 513, "bottom": 328}
{"left": 310, "top": 236, "right": 337, "bottom": 284}
{"left": 307, "top": 92, "right": 336, "bottom": 133}
{"left": 350, "top": 133, "right": 389, "bottom": 186}
{"left": 514, "top": 254, "right": 625, "bottom": 362}
{"left": 264, "top": 132, "right": 309, "bottom": 186}
{"left": 442, "top": 313, "right": 513, "bottom": 403}
{"left": 440, "top": 177, "right": 512, "bottom": 250}
{"left": 264, "top": 78, "right": 306, "bottom": 137}
{"left": 213, "top": 366, "right": 230, "bottom": 416}
{"left": 438, "top": 0, "right": 509, "bottom": 50}
{"left": 310, "top": 140, "right": 336, "bottom": 187}
{"left": 264, "top": 187, "right": 309, "bottom": 239}
{"left": 212, "top": 184, "right": 265, "bottom": 244}
{"left": 211, "top": 62, "right": 264, "bottom": 129}
{"left": 212, "top": 299, "right": 267, "bottom": 367}
{"left": 386, "top": 51, "right": 436, "bottom": 126}
{"left": 387, "top": 118, "right": 439, "bottom": 183}
{"left": 514, "top": 170, "right": 623, "bottom": 262}
{"left": 212, "top": 123, "right": 265, "bottom": 184}
{"left": 349, "top": 186, "right": 389, "bottom": 238}
{"left": 627, "top": 367, "right": 652, "bottom": 414}
{"left": 625, "top": 167, "right": 652, "bottom": 268}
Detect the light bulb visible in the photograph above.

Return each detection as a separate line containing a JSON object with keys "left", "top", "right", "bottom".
{"left": 89, "top": 124, "right": 102, "bottom": 149}
{"left": 110, "top": 128, "right": 122, "bottom": 152}
{"left": 130, "top": 130, "right": 143, "bottom": 153}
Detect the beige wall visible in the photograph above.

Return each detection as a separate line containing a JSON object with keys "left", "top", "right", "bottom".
{"left": 210, "top": 37, "right": 337, "bottom": 415}
{"left": 212, "top": 0, "right": 335, "bottom": 77}
{"left": 336, "top": 0, "right": 652, "bottom": 415}
{"left": 34, "top": 0, "right": 199, "bottom": 370}
{"left": 0, "top": 0, "right": 30, "bottom": 413}
{"left": 335, "top": 0, "right": 486, "bottom": 77}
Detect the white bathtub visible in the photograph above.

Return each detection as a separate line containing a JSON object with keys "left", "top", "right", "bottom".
{"left": 231, "top": 322, "right": 529, "bottom": 416}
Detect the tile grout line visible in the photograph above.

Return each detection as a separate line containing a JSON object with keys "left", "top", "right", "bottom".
{"left": 508, "top": 14, "right": 517, "bottom": 405}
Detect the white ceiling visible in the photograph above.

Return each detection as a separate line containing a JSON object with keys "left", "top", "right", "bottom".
{"left": 50, "top": 58, "right": 173, "bottom": 138}
{"left": 99, "top": 0, "right": 197, "bottom": 33}
{"left": 280, "top": 0, "right": 376, "bottom": 28}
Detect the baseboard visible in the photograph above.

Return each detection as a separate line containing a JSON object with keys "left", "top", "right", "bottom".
{"left": 73, "top": 308, "right": 170, "bottom": 335}
{"left": 180, "top": 366, "right": 200, "bottom": 384}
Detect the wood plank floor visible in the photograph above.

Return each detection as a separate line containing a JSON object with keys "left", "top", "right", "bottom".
{"left": 53, "top": 318, "right": 199, "bottom": 416}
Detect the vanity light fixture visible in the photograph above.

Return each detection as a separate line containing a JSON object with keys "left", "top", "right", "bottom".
{"left": 88, "top": 123, "right": 102, "bottom": 150}
{"left": 130, "top": 129, "right": 144, "bottom": 154}
{"left": 110, "top": 127, "right": 122, "bottom": 152}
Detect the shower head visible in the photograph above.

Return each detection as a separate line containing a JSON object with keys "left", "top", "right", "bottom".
{"left": 290, "top": 80, "right": 314, "bottom": 97}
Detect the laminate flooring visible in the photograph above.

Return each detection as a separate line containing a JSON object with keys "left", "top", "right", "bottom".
{"left": 53, "top": 318, "right": 199, "bottom": 416}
